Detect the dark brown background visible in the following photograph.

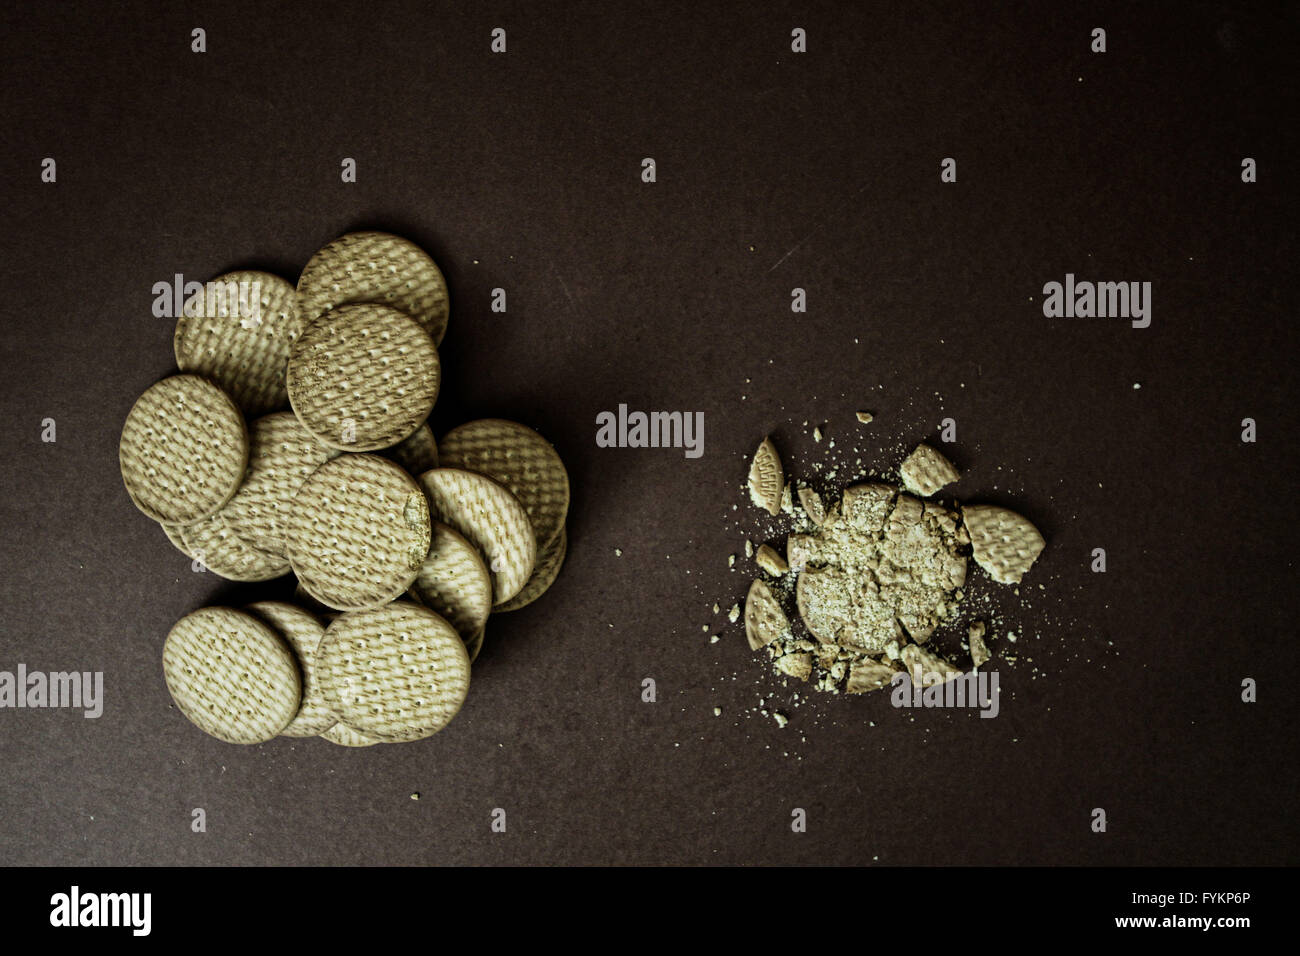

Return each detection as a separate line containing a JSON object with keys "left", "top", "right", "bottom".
{"left": 1, "top": 0, "right": 1296, "bottom": 866}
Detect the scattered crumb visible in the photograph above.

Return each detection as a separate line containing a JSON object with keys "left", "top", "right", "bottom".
{"left": 855, "top": 411, "right": 874, "bottom": 424}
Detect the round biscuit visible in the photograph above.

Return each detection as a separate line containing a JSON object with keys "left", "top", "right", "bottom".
{"left": 381, "top": 421, "right": 438, "bottom": 475}
{"left": 173, "top": 271, "right": 304, "bottom": 416}
{"left": 495, "top": 525, "right": 567, "bottom": 612}
{"left": 319, "top": 722, "right": 384, "bottom": 747}
{"left": 316, "top": 602, "right": 471, "bottom": 742}
{"left": 285, "top": 454, "right": 430, "bottom": 610}
{"left": 410, "top": 521, "right": 493, "bottom": 640}
{"left": 119, "top": 375, "right": 248, "bottom": 524}
{"left": 179, "top": 511, "right": 290, "bottom": 581}
{"left": 464, "top": 624, "right": 485, "bottom": 664}
{"left": 245, "top": 601, "right": 335, "bottom": 738}
{"left": 296, "top": 231, "right": 450, "bottom": 346}
{"left": 162, "top": 607, "right": 301, "bottom": 744}
{"left": 221, "top": 412, "right": 339, "bottom": 557}
{"left": 438, "top": 419, "right": 569, "bottom": 552}
{"left": 286, "top": 304, "right": 440, "bottom": 452}
{"left": 416, "top": 468, "right": 537, "bottom": 605}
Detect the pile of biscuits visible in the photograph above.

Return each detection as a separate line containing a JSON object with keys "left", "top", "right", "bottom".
{"left": 743, "top": 433, "right": 1044, "bottom": 695}
{"left": 119, "top": 232, "right": 570, "bottom": 746}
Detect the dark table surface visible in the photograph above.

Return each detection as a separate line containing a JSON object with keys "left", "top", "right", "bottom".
{"left": 1, "top": 0, "right": 1296, "bottom": 866}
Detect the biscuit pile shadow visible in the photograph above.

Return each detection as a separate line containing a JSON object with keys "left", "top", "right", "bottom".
{"left": 119, "top": 231, "right": 571, "bottom": 747}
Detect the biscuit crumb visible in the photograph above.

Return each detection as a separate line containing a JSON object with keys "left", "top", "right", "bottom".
{"left": 855, "top": 411, "right": 874, "bottom": 424}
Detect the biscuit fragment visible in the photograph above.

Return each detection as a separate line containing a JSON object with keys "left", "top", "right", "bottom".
{"left": 901, "top": 643, "right": 965, "bottom": 687}
{"left": 755, "top": 544, "right": 789, "bottom": 577}
{"left": 747, "top": 437, "right": 784, "bottom": 516}
{"left": 794, "top": 487, "right": 967, "bottom": 653}
{"left": 899, "top": 443, "right": 960, "bottom": 497}
{"left": 845, "top": 658, "right": 897, "bottom": 694}
{"left": 775, "top": 652, "right": 813, "bottom": 681}
{"left": 962, "top": 504, "right": 1045, "bottom": 584}
{"left": 744, "top": 578, "right": 790, "bottom": 650}
{"left": 797, "top": 486, "right": 826, "bottom": 525}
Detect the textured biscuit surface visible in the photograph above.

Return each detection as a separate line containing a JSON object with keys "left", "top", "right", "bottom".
{"left": 316, "top": 603, "right": 471, "bottom": 742}
{"left": 319, "top": 722, "right": 384, "bottom": 747}
{"left": 179, "top": 511, "right": 290, "bottom": 581}
{"left": 162, "top": 607, "right": 301, "bottom": 744}
{"left": 174, "top": 271, "right": 304, "bottom": 417}
{"left": 286, "top": 454, "right": 431, "bottom": 610}
{"left": 245, "top": 601, "right": 335, "bottom": 737}
{"left": 747, "top": 437, "right": 784, "bottom": 516}
{"left": 120, "top": 375, "right": 249, "bottom": 524}
{"left": 417, "top": 468, "right": 537, "bottom": 605}
{"left": 410, "top": 522, "right": 493, "bottom": 639}
{"left": 287, "top": 304, "right": 440, "bottom": 452}
{"left": 296, "top": 232, "right": 450, "bottom": 346}
{"left": 899, "top": 443, "right": 961, "bottom": 497}
{"left": 794, "top": 485, "right": 968, "bottom": 652}
{"left": 222, "top": 412, "right": 339, "bottom": 556}
{"left": 495, "top": 526, "right": 567, "bottom": 612}
{"left": 745, "top": 578, "right": 790, "bottom": 650}
{"left": 439, "top": 419, "right": 569, "bottom": 552}
{"left": 962, "top": 504, "right": 1046, "bottom": 584}
{"left": 382, "top": 422, "right": 439, "bottom": 475}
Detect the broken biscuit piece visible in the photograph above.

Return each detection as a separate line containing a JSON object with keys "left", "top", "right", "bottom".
{"left": 747, "top": 437, "right": 784, "bottom": 516}
{"left": 845, "top": 658, "right": 897, "bottom": 694}
{"left": 899, "top": 443, "right": 961, "bottom": 497}
{"left": 744, "top": 578, "right": 790, "bottom": 650}
{"left": 786, "top": 534, "right": 813, "bottom": 573}
{"left": 775, "top": 652, "right": 813, "bottom": 681}
{"left": 797, "top": 486, "right": 826, "bottom": 525}
{"left": 901, "top": 643, "right": 965, "bottom": 687}
{"left": 961, "top": 504, "right": 1046, "bottom": 585}
{"left": 969, "top": 631, "right": 991, "bottom": 668}
{"left": 755, "top": 543, "right": 789, "bottom": 577}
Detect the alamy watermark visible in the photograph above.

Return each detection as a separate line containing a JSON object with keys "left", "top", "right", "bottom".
{"left": 50, "top": 886, "right": 150, "bottom": 936}
{"left": 0, "top": 664, "right": 103, "bottom": 718}
{"left": 1041, "top": 273, "right": 1151, "bottom": 328}
{"left": 152, "top": 273, "right": 262, "bottom": 327}
{"left": 890, "top": 668, "right": 999, "bottom": 718}
{"left": 595, "top": 404, "right": 704, "bottom": 459}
